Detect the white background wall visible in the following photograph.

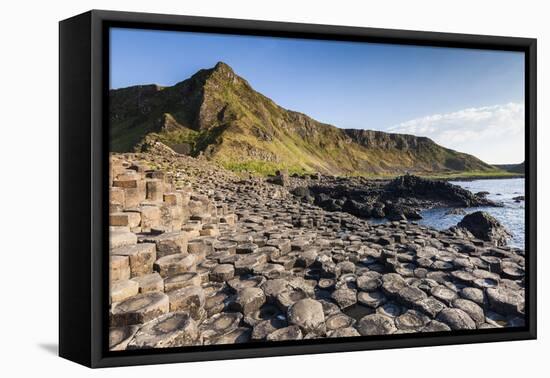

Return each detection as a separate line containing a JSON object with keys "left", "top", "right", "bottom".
{"left": 0, "top": 0, "right": 546, "bottom": 375}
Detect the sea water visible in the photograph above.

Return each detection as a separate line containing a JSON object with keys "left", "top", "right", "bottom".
{"left": 417, "top": 178, "right": 525, "bottom": 249}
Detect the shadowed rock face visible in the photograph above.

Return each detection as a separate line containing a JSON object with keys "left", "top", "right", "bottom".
{"left": 108, "top": 152, "right": 524, "bottom": 351}
{"left": 109, "top": 62, "right": 499, "bottom": 177}
{"left": 457, "top": 211, "right": 512, "bottom": 247}
{"left": 290, "top": 174, "right": 502, "bottom": 222}
{"left": 385, "top": 175, "right": 499, "bottom": 207}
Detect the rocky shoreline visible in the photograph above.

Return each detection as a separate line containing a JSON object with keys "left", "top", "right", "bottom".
{"left": 109, "top": 148, "right": 525, "bottom": 350}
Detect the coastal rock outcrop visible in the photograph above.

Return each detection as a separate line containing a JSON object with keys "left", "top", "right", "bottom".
{"left": 457, "top": 211, "right": 512, "bottom": 247}
{"left": 108, "top": 152, "right": 524, "bottom": 351}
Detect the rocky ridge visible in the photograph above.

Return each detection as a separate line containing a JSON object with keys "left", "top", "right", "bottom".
{"left": 109, "top": 62, "right": 501, "bottom": 177}
{"left": 109, "top": 152, "right": 525, "bottom": 351}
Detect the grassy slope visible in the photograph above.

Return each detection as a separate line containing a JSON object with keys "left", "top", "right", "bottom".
{"left": 110, "top": 63, "right": 509, "bottom": 178}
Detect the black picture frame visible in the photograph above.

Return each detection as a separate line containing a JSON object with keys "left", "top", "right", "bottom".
{"left": 59, "top": 9, "right": 537, "bottom": 368}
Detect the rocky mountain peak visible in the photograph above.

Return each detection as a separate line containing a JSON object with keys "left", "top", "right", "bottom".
{"left": 110, "top": 63, "right": 501, "bottom": 177}
{"left": 213, "top": 61, "right": 234, "bottom": 73}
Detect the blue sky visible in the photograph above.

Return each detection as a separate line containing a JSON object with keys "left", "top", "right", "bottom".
{"left": 110, "top": 28, "right": 525, "bottom": 164}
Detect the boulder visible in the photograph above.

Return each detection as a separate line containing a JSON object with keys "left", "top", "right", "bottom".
{"left": 457, "top": 211, "right": 512, "bottom": 247}
{"left": 287, "top": 299, "right": 326, "bottom": 334}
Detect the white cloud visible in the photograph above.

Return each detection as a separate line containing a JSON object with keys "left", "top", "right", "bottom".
{"left": 388, "top": 103, "right": 525, "bottom": 164}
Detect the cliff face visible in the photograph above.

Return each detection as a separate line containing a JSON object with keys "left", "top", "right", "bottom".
{"left": 110, "top": 62, "right": 498, "bottom": 176}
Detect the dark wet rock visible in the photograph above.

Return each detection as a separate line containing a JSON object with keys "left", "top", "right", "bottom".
{"left": 376, "top": 302, "right": 403, "bottom": 318}
{"left": 251, "top": 318, "right": 287, "bottom": 340}
{"left": 291, "top": 186, "right": 315, "bottom": 203}
{"left": 269, "top": 169, "right": 290, "bottom": 187}
{"left": 357, "top": 290, "right": 387, "bottom": 308}
{"left": 294, "top": 249, "right": 318, "bottom": 267}
{"left": 386, "top": 175, "right": 499, "bottom": 207}
{"left": 357, "top": 313, "right": 397, "bottom": 335}
{"left": 243, "top": 304, "right": 282, "bottom": 326}
{"left": 236, "top": 243, "right": 259, "bottom": 254}
{"left": 457, "top": 211, "right": 512, "bottom": 247}
{"left": 436, "top": 308, "right": 476, "bottom": 330}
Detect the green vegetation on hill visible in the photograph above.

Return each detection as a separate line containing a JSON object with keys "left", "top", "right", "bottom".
{"left": 494, "top": 162, "right": 525, "bottom": 175}
{"left": 110, "top": 61, "right": 508, "bottom": 177}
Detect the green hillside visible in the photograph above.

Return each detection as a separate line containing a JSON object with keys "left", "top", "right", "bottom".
{"left": 110, "top": 62, "right": 505, "bottom": 177}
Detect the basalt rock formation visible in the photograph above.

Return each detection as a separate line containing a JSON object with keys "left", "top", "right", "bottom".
{"left": 289, "top": 174, "right": 501, "bottom": 221}
{"left": 456, "top": 211, "right": 512, "bottom": 247}
{"left": 108, "top": 152, "right": 525, "bottom": 350}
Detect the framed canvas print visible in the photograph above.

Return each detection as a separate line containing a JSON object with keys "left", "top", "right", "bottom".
{"left": 59, "top": 10, "right": 537, "bottom": 368}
